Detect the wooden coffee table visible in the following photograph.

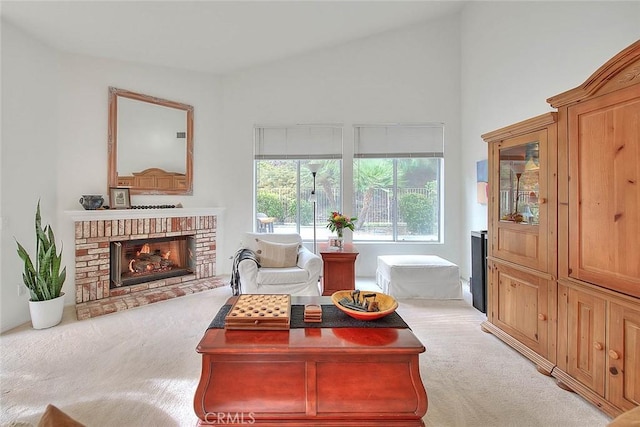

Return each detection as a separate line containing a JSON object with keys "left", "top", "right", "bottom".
{"left": 194, "top": 296, "right": 428, "bottom": 426}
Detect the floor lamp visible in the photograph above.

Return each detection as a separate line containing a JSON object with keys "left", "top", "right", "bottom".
{"left": 307, "top": 163, "right": 320, "bottom": 254}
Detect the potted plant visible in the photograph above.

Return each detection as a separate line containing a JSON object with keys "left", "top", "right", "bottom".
{"left": 15, "top": 200, "right": 67, "bottom": 329}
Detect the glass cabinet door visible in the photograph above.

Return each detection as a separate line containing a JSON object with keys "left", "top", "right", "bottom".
{"left": 499, "top": 141, "right": 540, "bottom": 225}
{"left": 483, "top": 113, "right": 555, "bottom": 278}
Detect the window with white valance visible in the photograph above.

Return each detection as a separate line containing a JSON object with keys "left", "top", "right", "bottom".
{"left": 253, "top": 125, "right": 343, "bottom": 239}
{"left": 352, "top": 123, "right": 445, "bottom": 243}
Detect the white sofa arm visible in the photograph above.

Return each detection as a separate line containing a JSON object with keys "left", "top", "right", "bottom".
{"left": 238, "top": 258, "right": 260, "bottom": 294}
{"left": 297, "top": 247, "right": 322, "bottom": 278}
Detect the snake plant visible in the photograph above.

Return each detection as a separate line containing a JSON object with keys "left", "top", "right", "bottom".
{"left": 15, "top": 201, "right": 66, "bottom": 301}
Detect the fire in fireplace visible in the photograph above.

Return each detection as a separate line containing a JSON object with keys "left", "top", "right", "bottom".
{"left": 110, "top": 236, "right": 195, "bottom": 288}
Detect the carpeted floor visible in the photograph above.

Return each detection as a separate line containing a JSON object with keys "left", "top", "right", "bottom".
{"left": 0, "top": 282, "right": 611, "bottom": 427}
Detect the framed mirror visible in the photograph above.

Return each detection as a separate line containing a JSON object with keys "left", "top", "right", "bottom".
{"left": 108, "top": 87, "right": 193, "bottom": 195}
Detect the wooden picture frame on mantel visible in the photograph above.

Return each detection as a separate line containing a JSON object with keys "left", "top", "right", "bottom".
{"left": 109, "top": 187, "right": 131, "bottom": 209}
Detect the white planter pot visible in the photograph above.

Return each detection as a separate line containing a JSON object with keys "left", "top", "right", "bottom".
{"left": 28, "top": 292, "right": 65, "bottom": 329}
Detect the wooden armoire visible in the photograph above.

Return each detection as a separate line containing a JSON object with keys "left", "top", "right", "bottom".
{"left": 482, "top": 40, "right": 640, "bottom": 417}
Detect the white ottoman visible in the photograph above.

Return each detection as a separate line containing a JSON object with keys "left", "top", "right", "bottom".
{"left": 376, "top": 255, "right": 462, "bottom": 299}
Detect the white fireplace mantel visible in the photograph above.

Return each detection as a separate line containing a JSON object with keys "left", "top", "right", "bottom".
{"left": 65, "top": 207, "right": 225, "bottom": 222}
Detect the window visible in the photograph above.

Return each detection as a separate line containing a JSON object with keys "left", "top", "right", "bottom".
{"left": 352, "top": 124, "right": 444, "bottom": 242}
{"left": 254, "top": 125, "right": 342, "bottom": 240}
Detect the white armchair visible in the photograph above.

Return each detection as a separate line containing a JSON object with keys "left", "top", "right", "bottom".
{"left": 236, "top": 232, "right": 321, "bottom": 296}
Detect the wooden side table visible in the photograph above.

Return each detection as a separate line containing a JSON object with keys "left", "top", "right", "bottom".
{"left": 319, "top": 243, "right": 358, "bottom": 296}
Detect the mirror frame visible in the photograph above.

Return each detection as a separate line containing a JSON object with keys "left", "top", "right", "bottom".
{"left": 108, "top": 87, "right": 194, "bottom": 195}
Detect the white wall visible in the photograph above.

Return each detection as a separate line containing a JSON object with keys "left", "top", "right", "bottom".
{"left": 56, "top": 54, "right": 224, "bottom": 212}
{"left": 1, "top": 21, "right": 60, "bottom": 331}
{"left": 459, "top": 1, "right": 639, "bottom": 279}
{"left": 221, "top": 16, "right": 462, "bottom": 277}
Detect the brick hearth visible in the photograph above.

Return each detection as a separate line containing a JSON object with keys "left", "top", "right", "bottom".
{"left": 67, "top": 208, "right": 225, "bottom": 319}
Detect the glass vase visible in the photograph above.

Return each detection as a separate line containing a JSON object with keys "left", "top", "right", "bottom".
{"left": 330, "top": 229, "right": 344, "bottom": 249}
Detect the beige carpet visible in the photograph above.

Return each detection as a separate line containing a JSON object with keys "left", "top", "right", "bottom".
{"left": 1, "top": 283, "right": 611, "bottom": 427}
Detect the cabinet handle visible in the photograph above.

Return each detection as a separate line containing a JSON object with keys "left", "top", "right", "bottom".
{"left": 538, "top": 313, "right": 546, "bottom": 321}
{"left": 593, "top": 342, "right": 603, "bottom": 351}
{"left": 609, "top": 350, "right": 620, "bottom": 360}
{"left": 539, "top": 198, "right": 547, "bottom": 204}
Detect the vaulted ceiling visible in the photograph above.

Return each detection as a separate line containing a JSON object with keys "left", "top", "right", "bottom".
{"left": 1, "top": 1, "right": 465, "bottom": 74}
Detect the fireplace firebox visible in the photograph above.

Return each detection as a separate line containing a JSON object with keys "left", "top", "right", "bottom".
{"left": 110, "top": 236, "right": 195, "bottom": 288}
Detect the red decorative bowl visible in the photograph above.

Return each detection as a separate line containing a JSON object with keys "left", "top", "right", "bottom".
{"left": 331, "top": 290, "right": 398, "bottom": 321}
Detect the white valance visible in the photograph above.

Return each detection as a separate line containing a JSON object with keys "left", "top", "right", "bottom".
{"left": 254, "top": 125, "right": 343, "bottom": 159}
{"left": 354, "top": 123, "right": 445, "bottom": 158}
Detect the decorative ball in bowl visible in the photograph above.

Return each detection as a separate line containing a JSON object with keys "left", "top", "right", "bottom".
{"left": 331, "top": 290, "right": 398, "bottom": 321}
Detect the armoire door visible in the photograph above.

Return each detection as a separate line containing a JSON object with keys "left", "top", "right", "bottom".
{"left": 566, "top": 287, "right": 607, "bottom": 397}
{"left": 491, "top": 262, "right": 550, "bottom": 358}
{"left": 567, "top": 87, "right": 640, "bottom": 298}
{"left": 609, "top": 302, "right": 640, "bottom": 411}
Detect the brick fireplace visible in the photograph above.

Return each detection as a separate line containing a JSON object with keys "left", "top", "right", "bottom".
{"left": 67, "top": 208, "right": 225, "bottom": 319}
